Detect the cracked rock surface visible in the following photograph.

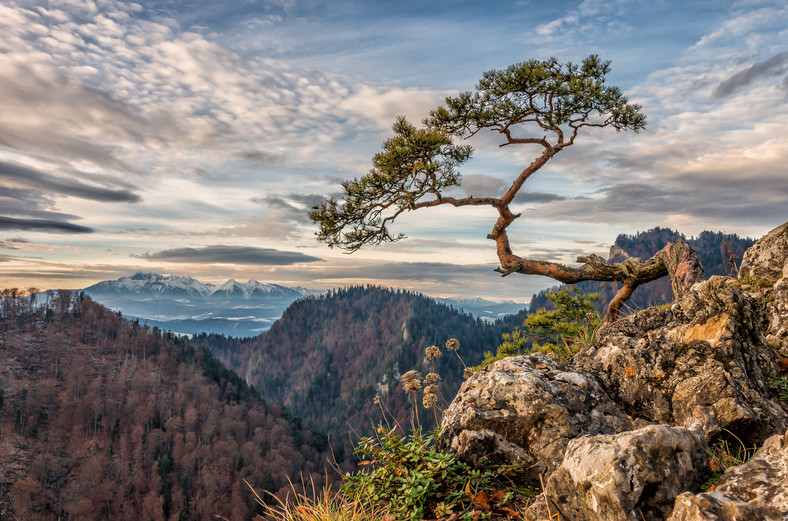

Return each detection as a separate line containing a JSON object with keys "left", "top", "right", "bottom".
{"left": 439, "top": 222, "right": 788, "bottom": 521}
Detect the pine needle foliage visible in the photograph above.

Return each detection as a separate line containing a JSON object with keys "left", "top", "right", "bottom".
{"left": 478, "top": 287, "right": 601, "bottom": 368}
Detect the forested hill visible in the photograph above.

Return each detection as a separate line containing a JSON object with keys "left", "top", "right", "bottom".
{"left": 192, "top": 286, "right": 528, "bottom": 439}
{"left": 0, "top": 292, "right": 336, "bottom": 521}
{"left": 530, "top": 228, "right": 755, "bottom": 312}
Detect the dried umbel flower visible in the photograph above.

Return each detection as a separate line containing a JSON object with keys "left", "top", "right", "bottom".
{"left": 423, "top": 384, "right": 439, "bottom": 395}
{"left": 445, "top": 338, "right": 460, "bottom": 351}
{"left": 424, "top": 345, "right": 442, "bottom": 360}
{"left": 424, "top": 372, "right": 441, "bottom": 384}
{"left": 373, "top": 395, "right": 381, "bottom": 404}
{"left": 400, "top": 370, "right": 423, "bottom": 393}
{"left": 423, "top": 393, "right": 438, "bottom": 409}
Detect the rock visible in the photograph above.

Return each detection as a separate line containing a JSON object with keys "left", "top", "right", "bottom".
{"left": 670, "top": 429, "right": 788, "bottom": 520}
{"left": 671, "top": 492, "right": 778, "bottom": 521}
{"left": 739, "top": 222, "right": 788, "bottom": 285}
{"left": 767, "top": 265, "right": 788, "bottom": 351}
{"left": 572, "top": 276, "right": 788, "bottom": 444}
{"left": 437, "top": 354, "right": 632, "bottom": 474}
{"left": 439, "top": 223, "right": 788, "bottom": 521}
{"left": 535, "top": 425, "right": 708, "bottom": 521}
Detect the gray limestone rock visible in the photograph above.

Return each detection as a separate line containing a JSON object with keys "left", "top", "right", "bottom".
{"left": 671, "top": 429, "right": 788, "bottom": 521}
{"left": 767, "top": 262, "right": 788, "bottom": 350}
{"left": 537, "top": 425, "right": 709, "bottom": 521}
{"left": 572, "top": 276, "right": 788, "bottom": 443}
{"left": 437, "top": 354, "right": 632, "bottom": 474}
{"left": 739, "top": 221, "right": 788, "bottom": 285}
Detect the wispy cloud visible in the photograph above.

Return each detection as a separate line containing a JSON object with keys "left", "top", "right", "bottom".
{"left": 135, "top": 245, "right": 323, "bottom": 265}
{"left": 712, "top": 52, "right": 788, "bottom": 99}
{"left": 0, "top": 216, "right": 94, "bottom": 234}
{"left": 0, "top": 161, "right": 141, "bottom": 203}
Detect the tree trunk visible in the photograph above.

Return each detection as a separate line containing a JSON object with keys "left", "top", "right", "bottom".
{"left": 493, "top": 233, "right": 705, "bottom": 322}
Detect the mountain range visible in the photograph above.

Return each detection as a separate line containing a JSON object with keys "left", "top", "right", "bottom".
{"left": 82, "top": 273, "right": 316, "bottom": 337}
{"left": 85, "top": 272, "right": 310, "bottom": 299}
{"left": 191, "top": 286, "right": 528, "bottom": 439}
{"left": 83, "top": 273, "right": 528, "bottom": 337}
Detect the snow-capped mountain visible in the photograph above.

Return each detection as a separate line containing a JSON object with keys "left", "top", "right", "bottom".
{"left": 85, "top": 272, "right": 310, "bottom": 299}
{"left": 210, "top": 278, "right": 303, "bottom": 298}
{"left": 82, "top": 273, "right": 318, "bottom": 337}
{"left": 86, "top": 272, "right": 215, "bottom": 297}
{"left": 81, "top": 273, "right": 525, "bottom": 337}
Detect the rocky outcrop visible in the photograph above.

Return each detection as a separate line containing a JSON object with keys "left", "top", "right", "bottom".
{"left": 572, "top": 276, "right": 787, "bottom": 444}
{"left": 739, "top": 221, "right": 788, "bottom": 284}
{"left": 671, "top": 429, "right": 788, "bottom": 521}
{"left": 438, "top": 354, "right": 633, "bottom": 474}
{"left": 438, "top": 222, "right": 788, "bottom": 521}
{"left": 541, "top": 425, "right": 708, "bottom": 521}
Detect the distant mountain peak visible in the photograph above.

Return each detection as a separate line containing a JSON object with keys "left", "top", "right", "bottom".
{"left": 85, "top": 272, "right": 311, "bottom": 300}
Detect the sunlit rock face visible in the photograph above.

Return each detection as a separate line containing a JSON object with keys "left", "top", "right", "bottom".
{"left": 541, "top": 424, "right": 709, "bottom": 521}
{"left": 739, "top": 221, "right": 788, "bottom": 284}
{"left": 437, "top": 353, "right": 633, "bottom": 475}
{"left": 671, "top": 429, "right": 788, "bottom": 521}
{"left": 573, "top": 275, "right": 787, "bottom": 444}
{"left": 438, "top": 221, "right": 788, "bottom": 521}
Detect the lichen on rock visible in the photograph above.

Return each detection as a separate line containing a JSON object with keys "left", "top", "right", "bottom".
{"left": 539, "top": 425, "right": 709, "bottom": 521}
{"left": 438, "top": 221, "right": 788, "bottom": 521}
{"left": 572, "top": 275, "right": 787, "bottom": 444}
{"left": 671, "top": 428, "right": 788, "bottom": 521}
{"left": 437, "top": 353, "right": 632, "bottom": 475}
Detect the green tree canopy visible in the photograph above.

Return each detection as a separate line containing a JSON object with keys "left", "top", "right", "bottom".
{"left": 311, "top": 55, "right": 703, "bottom": 321}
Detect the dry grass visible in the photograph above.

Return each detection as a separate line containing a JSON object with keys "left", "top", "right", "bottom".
{"left": 247, "top": 477, "right": 383, "bottom": 521}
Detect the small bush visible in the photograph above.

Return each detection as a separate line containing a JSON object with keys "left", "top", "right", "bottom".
{"left": 475, "top": 287, "right": 601, "bottom": 370}
{"left": 342, "top": 428, "right": 528, "bottom": 520}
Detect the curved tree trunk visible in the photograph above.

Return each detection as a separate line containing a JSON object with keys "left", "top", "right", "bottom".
{"left": 492, "top": 229, "right": 704, "bottom": 322}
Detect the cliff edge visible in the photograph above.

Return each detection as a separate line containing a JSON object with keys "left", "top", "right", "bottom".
{"left": 438, "top": 221, "right": 788, "bottom": 521}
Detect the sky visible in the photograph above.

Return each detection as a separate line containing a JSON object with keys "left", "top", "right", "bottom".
{"left": 1, "top": 0, "right": 787, "bottom": 302}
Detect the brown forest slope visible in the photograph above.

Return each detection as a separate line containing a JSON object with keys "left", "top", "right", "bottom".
{"left": 0, "top": 292, "right": 335, "bottom": 521}
{"left": 192, "top": 286, "right": 528, "bottom": 441}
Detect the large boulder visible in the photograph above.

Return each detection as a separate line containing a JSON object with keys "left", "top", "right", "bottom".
{"left": 671, "top": 429, "right": 788, "bottom": 521}
{"left": 437, "top": 354, "right": 632, "bottom": 474}
{"left": 737, "top": 221, "right": 788, "bottom": 350}
{"left": 572, "top": 276, "right": 788, "bottom": 443}
{"left": 767, "top": 262, "right": 788, "bottom": 350}
{"left": 532, "top": 425, "right": 709, "bottom": 521}
{"left": 739, "top": 222, "right": 788, "bottom": 285}
{"left": 438, "top": 222, "right": 788, "bottom": 521}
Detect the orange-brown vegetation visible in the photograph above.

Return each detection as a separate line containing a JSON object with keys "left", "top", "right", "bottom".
{"left": 0, "top": 291, "right": 336, "bottom": 520}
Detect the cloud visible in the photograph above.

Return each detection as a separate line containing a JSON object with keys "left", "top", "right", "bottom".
{"left": 135, "top": 245, "right": 323, "bottom": 264}
{"left": 712, "top": 52, "right": 788, "bottom": 100}
{"left": 515, "top": 191, "right": 567, "bottom": 204}
{"left": 0, "top": 238, "right": 29, "bottom": 250}
{"left": 0, "top": 161, "right": 141, "bottom": 203}
{"left": 315, "top": 260, "right": 497, "bottom": 284}
{"left": 238, "top": 150, "right": 285, "bottom": 165}
{"left": 459, "top": 174, "right": 508, "bottom": 197}
{"left": 250, "top": 193, "right": 326, "bottom": 221}
{"left": 0, "top": 216, "right": 95, "bottom": 234}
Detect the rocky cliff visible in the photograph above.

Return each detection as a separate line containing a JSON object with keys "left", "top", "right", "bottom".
{"left": 438, "top": 222, "right": 788, "bottom": 521}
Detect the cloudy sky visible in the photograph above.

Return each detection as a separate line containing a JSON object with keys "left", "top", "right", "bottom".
{"left": 1, "top": 0, "right": 786, "bottom": 302}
